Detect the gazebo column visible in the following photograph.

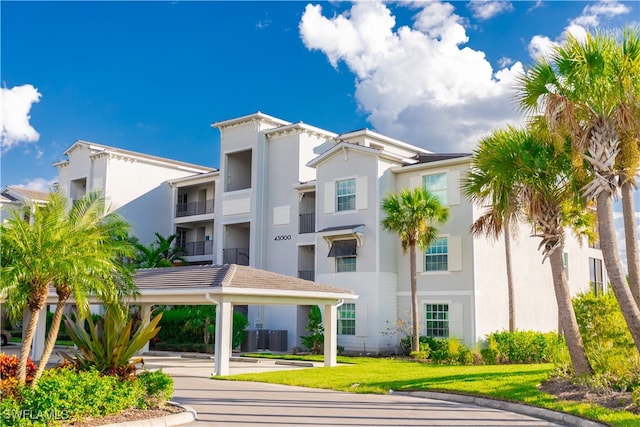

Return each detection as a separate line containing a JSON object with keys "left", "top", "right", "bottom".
{"left": 323, "top": 303, "right": 338, "bottom": 367}
{"left": 213, "top": 300, "right": 233, "bottom": 376}
{"left": 140, "top": 304, "right": 153, "bottom": 353}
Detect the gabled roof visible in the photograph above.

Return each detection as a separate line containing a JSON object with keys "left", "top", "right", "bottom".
{"left": 339, "top": 128, "right": 432, "bottom": 155}
{"left": 307, "top": 141, "right": 411, "bottom": 168}
{"left": 55, "top": 140, "right": 215, "bottom": 174}
{"left": 1, "top": 186, "right": 50, "bottom": 203}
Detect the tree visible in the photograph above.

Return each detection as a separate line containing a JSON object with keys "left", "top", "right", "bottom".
{"left": 381, "top": 187, "right": 449, "bottom": 353}
{"left": 0, "top": 190, "right": 136, "bottom": 385}
{"left": 31, "top": 192, "right": 137, "bottom": 384}
{"left": 464, "top": 128, "right": 524, "bottom": 332}
{"left": 467, "top": 125, "right": 593, "bottom": 375}
{"left": 517, "top": 28, "right": 640, "bottom": 352}
{"left": 132, "top": 232, "right": 186, "bottom": 268}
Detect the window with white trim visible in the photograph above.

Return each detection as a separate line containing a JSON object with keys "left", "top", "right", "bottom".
{"left": 425, "top": 238, "right": 448, "bottom": 271}
{"left": 425, "top": 303, "right": 449, "bottom": 338}
{"left": 336, "top": 256, "right": 356, "bottom": 272}
{"left": 423, "top": 173, "right": 447, "bottom": 205}
{"left": 338, "top": 303, "right": 356, "bottom": 335}
{"left": 336, "top": 178, "right": 356, "bottom": 212}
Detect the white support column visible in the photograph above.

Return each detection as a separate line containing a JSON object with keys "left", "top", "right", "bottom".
{"left": 140, "top": 304, "right": 153, "bottom": 354}
{"left": 323, "top": 303, "right": 337, "bottom": 367}
{"left": 213, "top": 300, "right": 233, "bottom": 376}
{"left": 23, "top": 306, "right": 47, "bottom": 361}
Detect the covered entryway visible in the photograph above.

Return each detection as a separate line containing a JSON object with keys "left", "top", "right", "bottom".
{"left": 43, "top": 264, "right": 357, "bottom": 376}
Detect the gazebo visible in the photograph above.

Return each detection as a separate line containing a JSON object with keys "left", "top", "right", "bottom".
{"left": 43, "top": 264, "right": 357, "bottom": 376}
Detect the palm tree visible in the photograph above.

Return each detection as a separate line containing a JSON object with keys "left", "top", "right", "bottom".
{"left": 464, "top": 128, "right": 524, "bottom": 332}
{"left": 517, "top": 28, "right": 640, "bottom": 352}
{"left": 0, "top": 190, "right": 137, "bottom": 385}
{"left": 133, "top": 232, "right": 186, "bottom": 268}
{"left": 470, "top": 125, "right": 593, "bottom": 375}
{"left": 381, "top": 187, "right": 449, "bottom": 353}
{"left": 31, "top": 192, "right": 137, "bottom": 384}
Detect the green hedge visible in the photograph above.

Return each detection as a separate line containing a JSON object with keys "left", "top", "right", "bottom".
{"left": 482, "top": 330, "right": 565, "bottom": 364}
{"left": 0, "top": 367, "right": 173, "bottom": 426}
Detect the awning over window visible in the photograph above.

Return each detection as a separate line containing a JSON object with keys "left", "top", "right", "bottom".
{"left": 328, "top": 239, "right": 357, "bottom": 257}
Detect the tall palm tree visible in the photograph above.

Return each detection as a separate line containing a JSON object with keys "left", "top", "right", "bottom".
{"left": 517, "top": 28, "right": 640, "bottom": 352}
{"left": 381, "top": 187, "right": 449, "bottom": 352}
{"left": 464, "top": 127, "right": 524, "bottom": 332}
{"left": 470, "top": 125, "right": 593, "bottom": 375}
{"left": 31, "top": 192, "right": 137, "bottom": 384}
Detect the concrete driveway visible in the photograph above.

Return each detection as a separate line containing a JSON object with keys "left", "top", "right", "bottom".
{"left": 141, "top": 353, "right": 601, "bottom": 427}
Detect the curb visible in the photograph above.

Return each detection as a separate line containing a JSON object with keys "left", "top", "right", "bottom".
{"left": 100, "top": 403, "right": 197, "bottom": 427}
{"left": 394, "top": 391, "right": 606, "bottom": 427}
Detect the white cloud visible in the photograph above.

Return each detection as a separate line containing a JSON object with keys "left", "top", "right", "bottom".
{"left": 498, "top": 57, "right": 513, "bottom": 68}
{"left": 468, "top": 1, "right": 513, "bottom": 20}
{"left": 17, "top": 177, "right": 56, "bottom": 192}
{"left": 299, "top": 1, "right": 524, "bottom": 153}
{"left": 527, "top": 0, "right": 630, "bottom": 60}
{"left": 0, "top": 84, "right": 42, "bottom": 152}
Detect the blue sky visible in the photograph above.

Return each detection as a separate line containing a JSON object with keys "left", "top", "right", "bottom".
{"left": 2, "top": 0, "right": 637, "bottom": 266}
{"left": 2, "top": 0, "right": 636, "bottom": 190}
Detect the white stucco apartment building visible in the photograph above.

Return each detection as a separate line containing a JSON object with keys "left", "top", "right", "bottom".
{"left": 52, "top": 112, "right": 606, "bottom": 353}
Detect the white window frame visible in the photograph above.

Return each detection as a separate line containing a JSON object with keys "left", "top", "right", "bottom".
{"left": 336, "top": 178, "right": 356, "bottom": 212}
{"left": 338, "top": 303, "right": 356, "bottom": 335}
{"left": 425, "top": 303, "right": 449, "bottom": 338}
{"left": 425, "top": 237, "right": 448, "bottom": 272}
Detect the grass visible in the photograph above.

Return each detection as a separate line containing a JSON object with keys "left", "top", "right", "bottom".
{"left": 221, "top": 355, "right": 640, "bottom": 427}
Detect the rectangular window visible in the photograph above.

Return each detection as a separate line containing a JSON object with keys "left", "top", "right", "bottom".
{"left": 336, "top": 178, "right": 356, "bottom": 212}
{"left": 563, "top": 252, "right": 569, "bottom": 281}
{"left": 338, "top": 303, "right": 356, "bottom": 335}
{"left": 423, "top": 173, "right": 447, "bottom": 205}
{"left": 589, "top": 257, "right": 604, "bottom": 296}
{"left": 425, "top": 237, "right": 448, "bottom": 271}
{"left": 425, "top": 304, "right": 449, "bottom": 338}
{"left": 336, "top": 256, "right": 356, "bottom": 272}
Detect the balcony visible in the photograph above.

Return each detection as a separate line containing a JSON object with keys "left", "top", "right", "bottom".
{"left": 299, "top": 213, "right": 315, "bottom": 234}
{"left": 183, "top": 240, "right": 213, "bottom": 257}
{"left": 176, "top": 199, "right": 214, "bottom": 218}
{"left": 223, "top": 248, "right": 250, "bottom": 266}
{"left": 298, "top": 270, "right": 315, "bottom": 281}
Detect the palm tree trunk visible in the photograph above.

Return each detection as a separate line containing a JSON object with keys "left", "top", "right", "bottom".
{"left": 597, "top": 193, "right": 640, "bottom": 351}
{"left": 621, "top": 181, "right": 640, "bottom": 308}
{"left": 17, "top": 307, "right": 42, "bottom": 384}
{"left": 32, "top": 297, "right": 68, "bottom": 386}
{"left": 504, "top": 229, "right": 516, "bottom": 332}
{"left": 410, "top": 243, "right": 420, "bottom": 352}
{"left": 548, "top": 249, "right": 592, "bottom": 376}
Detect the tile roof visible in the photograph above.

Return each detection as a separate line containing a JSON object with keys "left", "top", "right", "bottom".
{"left": 134, "top": 264, "right": 354, "bottom": 295}
{"left": 1, "top": 186, "right": 50, "bottom": 202}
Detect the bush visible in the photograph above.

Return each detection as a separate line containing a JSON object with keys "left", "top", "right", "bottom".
{"left": 399, "top": 337, "right": 473, "bottom": 365}
{"left": 0, "top": 353, "right": 36, "bottom": 383}
{"left": 483, "top": 330, "right": 564, "bottom": 364}
{"left": 156, "top": 307, "right": 203, "bottom": 344}
{"left": 0, "top": 367, "right": 174, "bottom": 426}
{"left": 574, "top": 291, "right": 640, "bottom": 390}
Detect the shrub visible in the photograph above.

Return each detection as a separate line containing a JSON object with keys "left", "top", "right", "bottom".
{"left": 137, "top": 370, "right": 174, "bottom": 408}
{"left": 156, "top": 307, "right": 203, "bottom": 344}
{"left": 484, "top": 330, "right": 564, "bottom": 364}
{"left": 63, "top": 305, "right": 162, "bottom": 377}
{"left": 0, "top": 367, "right": 174, "bottom": 426}
{"left": 0, "top": 353, "right": 36, "bottom": 383}
{"left": 574, "top": 291, "right": 640, "bottom": 390}
{"left": 301, "top": 306, "right": 324, "bottom": 354}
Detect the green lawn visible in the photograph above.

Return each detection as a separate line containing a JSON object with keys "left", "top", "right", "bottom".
{"left": 221, "top": 356, "right": 640, "bottom": 427}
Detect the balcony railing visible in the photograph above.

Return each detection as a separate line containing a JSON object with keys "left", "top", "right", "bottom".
{"left": 176, "top": 199, "right": 214, "bottom": 217}
{"left": 298, "top": 270, "right": 315, "bottom": 281}
{"left": 183, "top": 240, "right": 213, "bottom": 256}
{"left": 223, "top": 248, "right": 250, "bottom": 266}
{"left": 299, "top": 213, "right": 315, "bottom": 234}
